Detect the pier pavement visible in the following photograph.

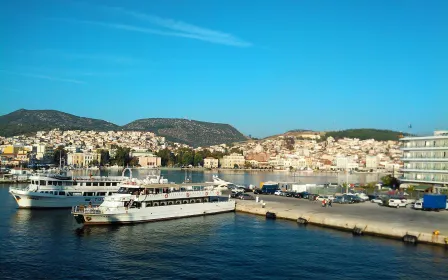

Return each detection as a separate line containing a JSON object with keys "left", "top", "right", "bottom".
{"left": 235, "top": 195, "right": 448, "bottom": 246}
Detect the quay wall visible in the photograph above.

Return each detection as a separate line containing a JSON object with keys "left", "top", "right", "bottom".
{"left": 236, "top": 201, "right": 448, "bottom": 247}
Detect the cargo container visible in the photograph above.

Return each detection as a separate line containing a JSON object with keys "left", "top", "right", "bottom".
{"left": 422, "top": 194, "right": 447, "bottom": 211}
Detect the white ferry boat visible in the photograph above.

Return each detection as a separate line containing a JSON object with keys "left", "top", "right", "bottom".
{"left": 71, "top": 175, "right": 235, "bottom": 225}
{"left": 9, "top": 173, "right": 126, "bottom": 208}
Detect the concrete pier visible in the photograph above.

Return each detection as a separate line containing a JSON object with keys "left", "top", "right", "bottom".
{"left": 236, "top": 197, "right": 448, "bottom": 247}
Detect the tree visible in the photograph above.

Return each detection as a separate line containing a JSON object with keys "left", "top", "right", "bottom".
{"left": 244, "top": 161, "right": 252, "bottom": 169}
{"left": 193, "top": 153, "right": 204, "bottom": 167}
{"left": 112, "top": 147, "right": 131, "bottom": 166}
{"left": 381, "top": 175, "right": 400, "bottom": 189}
{"left": 53, "top": 145, "right": 67, "bottom": 165}
{"left": 98, "top": 149, "right": 110, "bottom": 166}
{"left": 156, "top": 148, "right": 172, "bottom": 166}
{"left": 129, "top": 157, "right": 140, "bottom": 167}
{"left": 90, "top": 159, "right": 99, "bottom": 167}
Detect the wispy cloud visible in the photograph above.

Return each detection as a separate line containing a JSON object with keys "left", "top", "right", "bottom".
{"left": 62, "top": 5, "right": 252, "bottom": 47}
{"left": 111, "top": 8, "right": 252, "bottom": 47}
{"left": 1, "top": 70, "right": 85, "bottom": 84}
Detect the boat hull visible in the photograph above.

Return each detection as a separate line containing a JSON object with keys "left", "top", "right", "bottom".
{"left": 74, "top": 200, "right": 236, "bottom": 225}
{"left": 9, "top": 189, "right": 106, "bottom": 208}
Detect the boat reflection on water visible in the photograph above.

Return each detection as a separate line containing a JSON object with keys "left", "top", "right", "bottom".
{"left": 73, "top": 212, "right": 236, "bottom": 253}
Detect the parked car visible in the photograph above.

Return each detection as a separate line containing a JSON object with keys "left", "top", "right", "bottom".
{"left": 300, "top": 192, "right": 310, "bottom": 199}
{"left": 230, "top": 192, "right": 243, "bottom": 198}
{"left": 253, "top": 189, "right": 263, "bottom": 195}
{"left": 274, "top": 190, "right": 283, "bottom": 196}
{"left": 333, "top": 196, "right": 345, "bottom": 204}
{"left": 387, "top": 199, "right": 407, "bottom": 208}
{"left": 238, "top": 193, "right": 255, "bottom": 200}
{"left": 356, "top": 193, "right": 369, "bottom": 202}
{"left": 413, "top": 200, "right": 423, "bottom": 210}
{"left": 284, "top": 192, "right": 295, "bottom": 197}
{"left": 316, "top": 195, "right": 333, "bottom": 202}
{"left": 371, "top": 197, "right": 383, "bottom": 204}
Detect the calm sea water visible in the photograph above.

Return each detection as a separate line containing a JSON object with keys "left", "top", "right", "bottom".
{"left": 1, "top": 170, "right": 447, "bottom": 280}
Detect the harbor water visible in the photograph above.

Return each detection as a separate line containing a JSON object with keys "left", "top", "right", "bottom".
{"left": 1, "top": 170, "right": 447, "bottom": 279}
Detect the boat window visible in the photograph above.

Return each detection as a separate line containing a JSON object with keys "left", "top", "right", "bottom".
{"left": 97, "top": 192, "right": 106, "bottom": 196}
{"left": 146, "top": 202, "right": 152, "bottom": 207}
{"left": 59, "top": 191, "right": 65, "bottom": 195}
{"left": 106, "top": 182, "right": 111, "bottom": 186}
{"left": 58, "top": 181, "right": 62, "bottom": 186}
{"left": 83, "top": 192, "right": 94, "bottom": 196}
{"left": 93, "top": 182, "right": 98, "bottom": 186}
{"left": 67, "top": 192, "right": 73, "bottom": 196}
{"left": 40, "top": 180, "right": 45, "bottom": 186}
{"left": 112, "top": 183, "right": 117, "bottom": 186}
{"left": 86, "top": 182, "right": 92, "bottom": 186}
{"left": 117, "top": 187, "right": 128, "bottom": 194}
{"left": 44, "top": 191, "right": 49, "bottom": 194}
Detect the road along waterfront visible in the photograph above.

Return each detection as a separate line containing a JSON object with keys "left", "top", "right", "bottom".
{"left": 235, "top": 195, "right": 448, "bottom": 246}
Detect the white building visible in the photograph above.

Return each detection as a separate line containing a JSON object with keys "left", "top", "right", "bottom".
{"left": 400, "top": 131, "right": 448, "bottom": 186}
{"left": 220, "top": 153, "right": 245, "bottom": 169}
{"left": 204, "top": 157, "right": 219, "bottom": 169}
{"left": 365, "top": 155, "right": 378, "bottom": 170}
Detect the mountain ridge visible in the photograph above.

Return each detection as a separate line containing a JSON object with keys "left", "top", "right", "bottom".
{"left": 0, "top": 109, "right": 248, "bottom": 147}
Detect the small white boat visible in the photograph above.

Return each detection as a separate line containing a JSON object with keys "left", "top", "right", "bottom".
{"left": 72, "top": 173, "right": 235, "bottom": 225}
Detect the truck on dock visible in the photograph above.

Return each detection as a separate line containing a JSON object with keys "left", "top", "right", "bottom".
{"left": 422, "top": 194, "right": 447, "bottom": 211}
{"left": 260, "top": 182, "right": 279, "bottom": 194}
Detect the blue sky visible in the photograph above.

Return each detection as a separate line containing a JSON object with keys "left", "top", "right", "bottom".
{"left": 1, "top": 0, "right": 447, "bottom": 137}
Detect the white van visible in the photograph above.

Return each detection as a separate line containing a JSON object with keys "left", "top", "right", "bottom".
{"left": 388, "top": 199, "right": 407, "bottom": 208}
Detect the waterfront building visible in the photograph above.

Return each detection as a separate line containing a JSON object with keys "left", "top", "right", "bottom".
{"left": 138, "top": 155, "right": 161, "bottom": 168}
{"left": 204, "top": 157, "right": 218, "bottom": 169}
{"left": 220, "top": 153, "right": 245, "bottom": 169}
{"left": 67, "top": 152, "right": 101, "bottom": 167}
{"left": 400, "top": 130, "right": 448, "bottom": 187}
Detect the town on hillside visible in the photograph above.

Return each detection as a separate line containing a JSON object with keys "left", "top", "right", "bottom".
{"left": 0, "top": 129, "right": 402, "bottom": 174}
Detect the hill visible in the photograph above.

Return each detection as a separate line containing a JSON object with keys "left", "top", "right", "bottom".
{"left": 323, "top": 129, "right": 405, "bottom": 141}
{"left": 122, "top": 118, "right": 248, "bottom": 147}
{"left": 0, "top": 110, "right": 248, "bottom": 147}
{"left": 0, "top": 109, "right": 119, "bottom": 137}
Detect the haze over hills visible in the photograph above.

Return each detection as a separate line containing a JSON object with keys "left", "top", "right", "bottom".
{"left": 0, "top": 109, "right": 247, "bottom": 147}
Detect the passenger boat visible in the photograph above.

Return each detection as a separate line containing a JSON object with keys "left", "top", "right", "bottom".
{"left": 71, "top": 173, "right": 235, "bottom": 225}
{"left": 8, "top": 173, "right": 126, "bottom": 208}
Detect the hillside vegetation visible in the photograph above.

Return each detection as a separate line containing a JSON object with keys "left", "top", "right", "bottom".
{"left": 122, "top": 118, "right": 247, "bottom": 147}
{"left": 324, "top": 129, "right": 405, "bottom": 141}
{"left": 0, "top": 109, "right": 119, "bottom": 137}
{"left": 0, "top": 109, "right": 247, "bottom": 147}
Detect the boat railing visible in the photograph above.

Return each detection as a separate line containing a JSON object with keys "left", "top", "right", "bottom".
{"left": 130, "top": 190, "right": 221, "bottom": 201}
{"left": 72, "top": 205, "right": 102, "bottom": 214}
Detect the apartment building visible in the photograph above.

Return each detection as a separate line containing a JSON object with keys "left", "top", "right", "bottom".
{"left": 400, "top": 131, "right": 448, "bottom": 186}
